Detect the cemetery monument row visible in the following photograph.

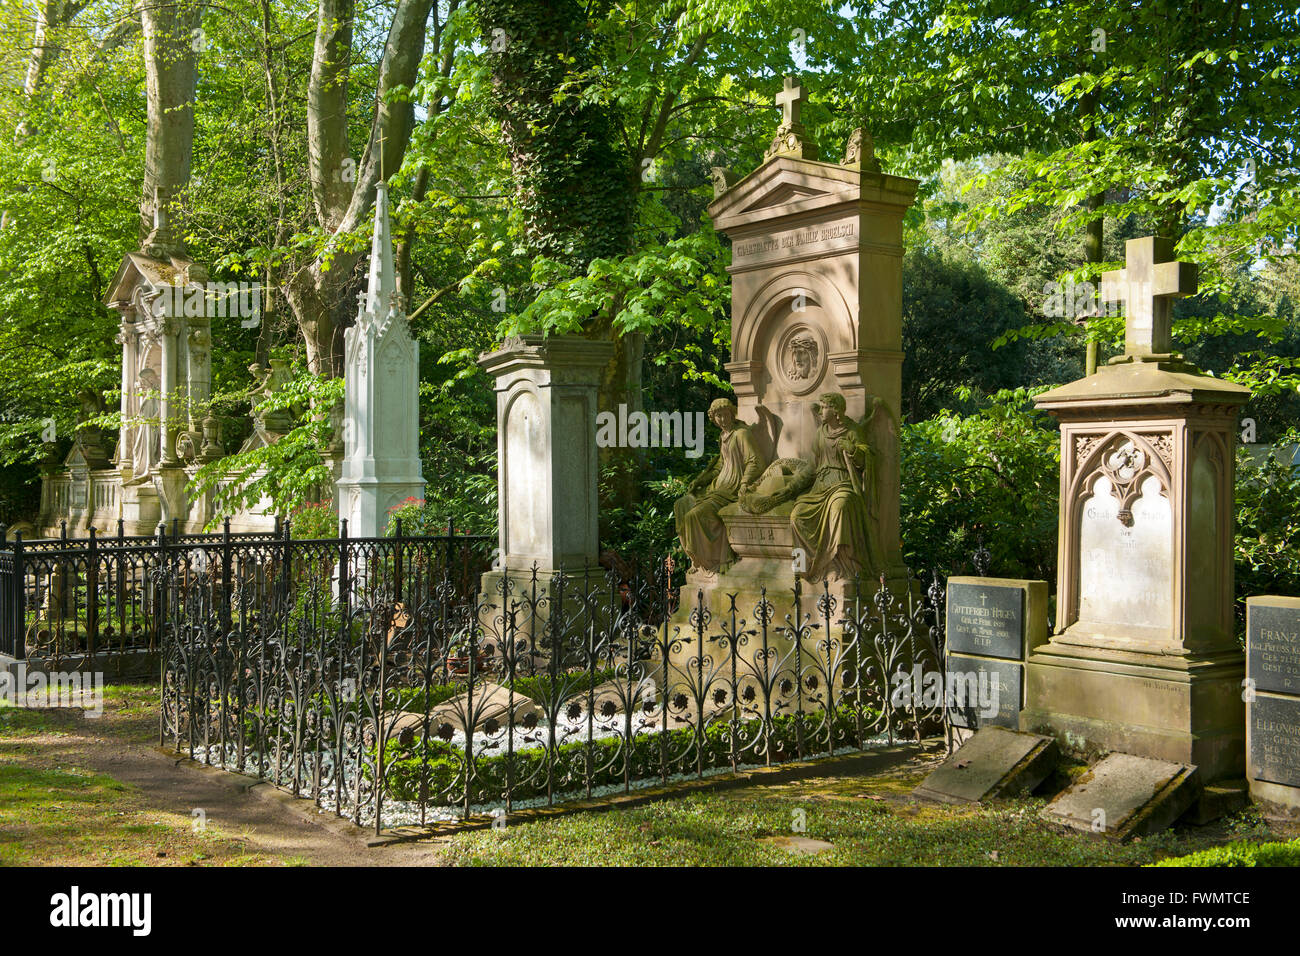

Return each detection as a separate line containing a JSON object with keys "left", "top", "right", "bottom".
{"left": 1023, "top": 236, "right": 1251, "bottom": 781}
{"left": 38, "top": 198, "right": 280, "bottom": 537}
{"left": 673, "top": 77, "right": 918, "bottom": 619}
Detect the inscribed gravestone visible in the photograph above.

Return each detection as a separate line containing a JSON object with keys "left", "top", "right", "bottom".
{"left": 1028, "top": 236, "right": 1250, "bottom": 781}
{"left": 945, "top": 577, "right": 1047, "bottom": 730}
{"left": 1247, "top": 596, "right": 1300, "bottom": 813}
{"left": 1077, "top": 473, "right": 1172, "bottom": 631}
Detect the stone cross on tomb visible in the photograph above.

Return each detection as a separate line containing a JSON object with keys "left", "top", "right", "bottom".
{"left": 775, "top": 76, "right": 806, "bottom": 128}
{"left": 1100, "top": 236, "right": 1197, "bottom": 359}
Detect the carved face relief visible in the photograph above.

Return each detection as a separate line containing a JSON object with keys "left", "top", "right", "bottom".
{"left": 774, "top": 324, "right": 827, "bottom": 395}
{"left": 785, "top": 335, "right": 818, "bottom": 381}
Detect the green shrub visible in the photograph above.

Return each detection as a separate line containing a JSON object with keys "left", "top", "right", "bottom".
{"left": 381, "top": 703, "right": 873, "bottom": 806}
{"left": 1234, "top": 430, "right": 1300, "bottom": 628}
{"left": 900, "top": 388, "right": 1060, "bottom": 580}
{"left": 289, "top": 501, "right": 338, "bottom": 539}
{"left": 384, "top": 497, "right": 454, "bottom": 536}
{"left": 1150, "top": 838, "right": 1300, "bottom": 867}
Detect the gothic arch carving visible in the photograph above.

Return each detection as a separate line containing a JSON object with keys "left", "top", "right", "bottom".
{"left": 1069, "top": 429, "right": 1174, "bottom": 521}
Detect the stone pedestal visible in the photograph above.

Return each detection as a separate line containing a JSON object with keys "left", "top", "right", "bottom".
{"left": 477, "top": 335, "right": 614, "bottom": 647}
{"left": 119, "top": 481, "right": 162, "bottom": 536}
{"left": 1023, "top": 338, "right": 1250, "bottom": 780}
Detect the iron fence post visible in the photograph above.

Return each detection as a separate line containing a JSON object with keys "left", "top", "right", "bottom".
{"left": 221, "top": 518, "right": 233, "bottom": 637}
{"left": 86, "top": 527, "right": 98, "bottom": 664}
{"left": 153, "top": 524, "right": 166, "bottom": 656}
{"left": 12, "top": 531, "right": 25, "bottom": 661}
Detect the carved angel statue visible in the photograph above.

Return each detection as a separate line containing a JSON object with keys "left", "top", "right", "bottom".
{"left": 741, "top": 392, "right": 882, "bottom": 584}
{"left": 789, "top": 392, "right": 881, "bottom": 583}
{"left": 673, "top": 398, "right": 766, "bottom": 573}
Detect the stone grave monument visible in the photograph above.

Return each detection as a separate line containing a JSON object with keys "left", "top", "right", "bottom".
{"left": 42, "top": 210, "right": 224, "bottom": 535}
{"left": 675, "top": 76, "right": 918, "bottom": 625}
{"left": 337, "top": 181, "right": 425, "bottom": 537}
{"left": 945, "top": 577, "right": 1048, "bottom": 731}
{"left": 1246, "top": 595, "right": 1300, "bottom": 816}
{"left": 37, "top": 204, "right": 281, "bottom": 536}
{"left": 477, "top": 334, "right": 614, "bottom": 640}
{"left": 1023, "top": 236, "right": 1251, "bottom": 781}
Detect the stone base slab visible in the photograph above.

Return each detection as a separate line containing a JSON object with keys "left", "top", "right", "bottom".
{"left": 1021, "top": 642, "right": 1245, "bottom": 781}
{"left": 913, "top": 726, "right": 1058, "bottom": 804}
{"left": 1040, "top": 752, "right": 1201, "bottom": 841}
{"left": 1249, "top": 778, "right": 1300, "bottom": 819}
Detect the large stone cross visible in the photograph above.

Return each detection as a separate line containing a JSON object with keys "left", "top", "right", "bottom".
{"left": 1100, "top": 236, "right": 1197, "bottom": 358}
{"left": 775, "top": 76, "right": 806, "bottom": 128}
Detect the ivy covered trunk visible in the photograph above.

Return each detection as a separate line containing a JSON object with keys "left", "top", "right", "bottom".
{"left": 478, "top": 0, "right": 643, "bottom": 506}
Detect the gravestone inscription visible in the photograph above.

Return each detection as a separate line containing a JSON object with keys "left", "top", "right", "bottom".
{"left": 945, "top": 577, "right": 1047, "bottom": 730}
{"left": 947, "top": 581, "right": 1025, "bottom": 659}
{"left": 1249, "top": 696, "right": 1300, "bottom": 789}
{"left": 1247, "top": 599, "right": 1300, "bottom": 694}
{"left": 1247, "top": 596, "right": 1300, "bottom": 813}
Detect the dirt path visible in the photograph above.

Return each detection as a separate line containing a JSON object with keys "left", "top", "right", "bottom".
{"left": 1, "top": 687, "right": 446, "bottom": 866}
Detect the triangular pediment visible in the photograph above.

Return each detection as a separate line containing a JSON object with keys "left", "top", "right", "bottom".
{"left": 708, "top": 156, "right": 860, "bottom": 232}
{"left": 64, "top": 444, "right": 89, "bottom": 470}
{"left": 104, "top": 251, "right": 201, "bottom": 307}
{"left": 739, "top": 181, "right": 827, "bottom": 212}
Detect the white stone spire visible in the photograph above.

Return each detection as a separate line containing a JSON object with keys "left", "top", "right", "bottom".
{"left": 337, "top": 181, "right": 425, "bottom": 537}
{"left": 361, "top": 181, "right": 398, "bottom": 322}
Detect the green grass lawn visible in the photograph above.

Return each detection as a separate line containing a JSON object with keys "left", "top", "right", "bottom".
{"left": 4, "top": 683, "right": 1298, "bottom": 867}
{"left": 0, "top": 685, "right": 283, "bottom": 866}
{"left": 0, "top": 761, "right": 283, "bottom": 866}
{"left": 432, "top": 771, "right": 1286, "bottom": 867}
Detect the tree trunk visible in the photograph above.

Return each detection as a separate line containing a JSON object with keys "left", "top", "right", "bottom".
{"left": 16, "top": 1, "right": 93, "bottom": 138}
{"left": 139, "top": 0, "right": 204, "bottom": 247}
{"left": 287, "top": 0, "right": 435, "bottom": 376}
{"left": 478, "top": 0, "right": 639, "bottom": 504}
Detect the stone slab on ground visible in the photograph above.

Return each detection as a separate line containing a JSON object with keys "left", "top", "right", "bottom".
{"left": 391, "top": 681, "right": 539, "bottom": 740}
{"left": 1039, "top": 752, "right": 1201, "bottom": 841}
{"left": 761, "top": 835, "right": 834, "bottom": 856}
{"left": 912, "top": 726, "right": 1058, "bottom": 804}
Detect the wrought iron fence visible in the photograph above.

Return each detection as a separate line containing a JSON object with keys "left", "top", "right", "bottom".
{"left": 160, "top": 547, "right": 951, "bottom": 833}
{"left": 0, "top": 518, "right": 491, "bottom": 674}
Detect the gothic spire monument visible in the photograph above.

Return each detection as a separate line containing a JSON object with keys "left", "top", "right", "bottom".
{"left": 337, "top": 181, "right": 425, "bottom": 537}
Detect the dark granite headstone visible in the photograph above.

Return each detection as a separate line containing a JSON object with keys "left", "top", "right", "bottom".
{"left": 1250, "top": 694, "right": 1300, "bottom": 790}
{"left": 946, "top": 656, "right": 1021, "bottom": 730}
{"left": 946, "top": 582, "right": 1024, "bottom": 660}
{"left": 1247, "top": 597, "right": 1300, "bottom": 814}
{"left": 1247, "top": 601, "right": 1300, "bottom": 695}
